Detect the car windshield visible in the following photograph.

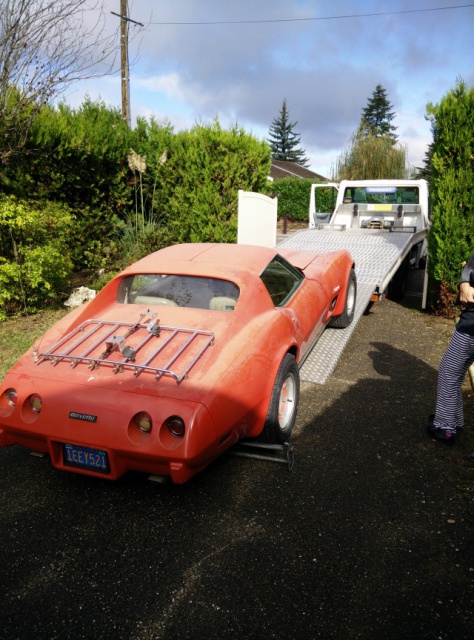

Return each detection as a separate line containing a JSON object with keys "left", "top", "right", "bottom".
{"left": 343, "top": 186, "right": 419, "bottom": 205}
{"left": 116, "top": 275, "right": 240, "bottom": 312}
{"left": 260, "top": 255, "right": 304, "bottom": 306}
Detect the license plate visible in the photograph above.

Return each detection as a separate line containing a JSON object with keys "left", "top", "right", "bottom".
{"left": 63, "top": 443, "right": 110, "bottom": 474}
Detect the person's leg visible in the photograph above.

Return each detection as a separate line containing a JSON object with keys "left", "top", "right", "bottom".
{"left": 430, "top": 330, "right": 474, "bottom": 443}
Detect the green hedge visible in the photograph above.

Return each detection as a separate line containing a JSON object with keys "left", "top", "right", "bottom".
{"left": 0, "top": 101, "right": 275, "bottom": 316}
{"left": 262, "top": 178, "right": 332, "bottom": 221}
{"left": 2, "top": 101, "right": 271, "bottom": 276}
{"left": 426, "top": 80, "right": 474, "bottom": 315}
{"left": 157, "top": 121, "right": 271, "bottom": 243}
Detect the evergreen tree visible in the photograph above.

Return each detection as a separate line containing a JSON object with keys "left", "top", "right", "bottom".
{"left": 267, "top": 99, "right": 309, "bottom": 166}
{"left": 361, "top": 84, "right": 398, "bottom": 142}
{"left": 425, "top": 79, "right": 474, "bottom": 314}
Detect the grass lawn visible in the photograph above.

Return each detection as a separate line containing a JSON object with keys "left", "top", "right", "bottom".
{"left": 0, "top": 309, "right": 68, "bottom": 382}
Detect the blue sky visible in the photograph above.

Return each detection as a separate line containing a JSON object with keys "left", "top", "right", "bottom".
{"left": 66, "top": 1, "right": 474, "bottom": 177}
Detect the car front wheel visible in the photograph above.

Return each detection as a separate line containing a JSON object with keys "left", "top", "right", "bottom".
{"left": 261, "top": 353, "right": 300, "bottom": 444}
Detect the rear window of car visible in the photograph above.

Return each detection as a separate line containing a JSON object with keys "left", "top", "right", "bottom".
{"left": 116, "top": 275, "right": 239, "bottom": 312}
{"left": 260, "top": 255, "right": 304, "bottom": 306}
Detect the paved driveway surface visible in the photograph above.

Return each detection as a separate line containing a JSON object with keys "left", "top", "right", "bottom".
{"left": 1, "top": 288, "right": 473, "bottom": 639}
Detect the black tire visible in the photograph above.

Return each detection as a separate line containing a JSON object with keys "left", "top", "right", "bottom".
{"left": 387, "top": 256, "right": 409, "bottom": 300}
{"left": 261, "top": 353, "right": 300, "bottom": 444}
{"left": 329, "top": 269, "right": 357, "bottom": 328}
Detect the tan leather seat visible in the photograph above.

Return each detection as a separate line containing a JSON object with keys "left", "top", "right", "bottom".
{"left": 209, "top": 297, "right": 236, "bottom": 312}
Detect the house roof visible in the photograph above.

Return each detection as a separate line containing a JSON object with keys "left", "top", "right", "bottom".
{"left": 269, "top": 160, "right": 327, "bottom": 181}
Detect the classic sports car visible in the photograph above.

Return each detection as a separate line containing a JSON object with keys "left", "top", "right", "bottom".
{"left": 0, "top": 243, "right": 356, "bottom": 484}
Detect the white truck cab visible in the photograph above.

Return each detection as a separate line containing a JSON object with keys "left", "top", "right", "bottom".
{"left": 273, "top": 178, "right": 432, "bottom": 383}
{"left": 310, "top": 179, "right": 429, "bottom": 235}
{"left": 308, "top": 178, "right": 429, "bottom": 278}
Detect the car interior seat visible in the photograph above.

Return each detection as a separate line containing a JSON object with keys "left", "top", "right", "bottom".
{"left": 209, "top": 297, "right": 237, "bottom": 312}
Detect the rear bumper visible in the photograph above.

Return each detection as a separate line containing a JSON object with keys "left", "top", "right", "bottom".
{"left": 0, "top": 377, "right": 222, "bottom": 484}
{"left": 0, "top": 423, "right": 226, "bottom": 484}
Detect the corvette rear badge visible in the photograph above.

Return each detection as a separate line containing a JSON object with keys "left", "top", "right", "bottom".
{"left": 69, "top": 412, "right": 97, "bottom": 423}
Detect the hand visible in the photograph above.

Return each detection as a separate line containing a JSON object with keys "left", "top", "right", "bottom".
{"left": 459, "top": 281, "right": 474, "bottom": 305}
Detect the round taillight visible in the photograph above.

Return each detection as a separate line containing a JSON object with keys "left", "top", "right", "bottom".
{"left": 167, "top": 416, "right": 185, "bottom": 438}
{"left": 29, "top": 394, "right": 42, "bottom": 413}
{"left": 135, "top": 412, "right": 153, "bottom": 433}
{"left": 5, "top": 388, "right": 18, "bottom": 407}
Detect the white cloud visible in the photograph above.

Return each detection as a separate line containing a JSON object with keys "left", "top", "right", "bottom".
{"left": 136, "top": 73, "right": 186, "bottom": 101}
{"left": 64, "top": 0, "right": 474, "bottom": 174}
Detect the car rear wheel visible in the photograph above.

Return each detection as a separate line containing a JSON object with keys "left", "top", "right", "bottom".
{"left": 261, "top": 353, "right": 300, "bottom": 444}
{"left": 329, "top": 269, "right": 357, "bottom": 328}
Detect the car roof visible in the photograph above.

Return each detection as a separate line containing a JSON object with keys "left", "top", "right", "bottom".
{"left": 127, "top": 243, "right": 279, "bottom": 275}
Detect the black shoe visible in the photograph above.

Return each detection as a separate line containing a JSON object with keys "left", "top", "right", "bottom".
{"left": 428, "top": 413, "right": 463, "bottom": 431}
{"left": 428, "top": 425, "right": 456, "bottom": 446}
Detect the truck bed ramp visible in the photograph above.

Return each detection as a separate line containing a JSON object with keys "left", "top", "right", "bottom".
{"left": 277, "top": 227, "right": 424, "bottom": 384}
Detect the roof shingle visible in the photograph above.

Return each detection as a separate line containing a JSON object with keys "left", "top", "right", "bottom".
{"left": 270, "top": 160, "right": 327, "bottom": 181}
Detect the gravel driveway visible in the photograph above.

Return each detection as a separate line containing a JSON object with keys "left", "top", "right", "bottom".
{"left": 0, "top": 272, "right": 473, "bottom": 640}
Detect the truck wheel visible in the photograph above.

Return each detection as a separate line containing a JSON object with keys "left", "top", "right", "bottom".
{"left": 329, "top": 269, "right": 357, "bottom": 328}
{"left": 261, "top": 353, "right": 300, "bottom": 444}
{"left": 388, "top": 256, "right": 409, "bottom": 300}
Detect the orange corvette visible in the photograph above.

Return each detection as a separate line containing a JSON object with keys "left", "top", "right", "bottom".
{"left": 0, "top": 243, "right": 356, "bottom": 484}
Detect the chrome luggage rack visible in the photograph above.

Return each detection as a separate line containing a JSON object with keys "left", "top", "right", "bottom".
{"left": 35, "top": 310, "right": 215, "bottom": 383}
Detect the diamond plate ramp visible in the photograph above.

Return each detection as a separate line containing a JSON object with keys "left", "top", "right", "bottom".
{"left": 299, "top": 282, "right": 373, "bottom": 384}
{"left": 277, "top": 228, "right": 419, "bottom": 384}
{"left": 278, "top": 227, "right": 414, "bottom": 290}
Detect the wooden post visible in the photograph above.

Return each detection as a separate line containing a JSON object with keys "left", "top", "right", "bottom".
{"left": 120, "top": 0, "right": 131, "bottom": 127}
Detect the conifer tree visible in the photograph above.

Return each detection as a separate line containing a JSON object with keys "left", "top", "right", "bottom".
{"left": 425, "top": 79, "right": 474, "bottom": 313}
{"left": 267, "top": 99, "right": 309, "bottom": 166}
{"left": 361, "top": 84, "right": 398, "bottom": 142}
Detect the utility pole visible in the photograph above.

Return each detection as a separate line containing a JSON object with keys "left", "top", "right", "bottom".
{"left": 111, "top": 2, "right": 144, "bottom": 128}
{"left": 120, "top": 0, "right": 130, "bottom": 127}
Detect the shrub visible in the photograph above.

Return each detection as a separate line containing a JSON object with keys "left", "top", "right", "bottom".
{"left": 158, "top": 121, "right": 270, "bottom": 243}
{"left": 5, "top": 99, "right": 134, "bottom": 210}
{"left": 0, "top": 195, "right": 74, "bottom": 317}
{"left": 68, "top": 206, "right": 123, "bottom": 271}
{"left": 263, "top": 178, "right": 332, "bottom": 221}
{"left": 119, "top": 217, "right": 174, "bottom": 268}
{"left": 426, "top": 80, "right": 474, "bottom": 314}
{"left": 2, "top": 101, "right": 174, "bottom": 272}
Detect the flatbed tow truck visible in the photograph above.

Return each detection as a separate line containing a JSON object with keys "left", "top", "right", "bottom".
{"left": 277, "top": 179, "right": 430, "bottom": 384}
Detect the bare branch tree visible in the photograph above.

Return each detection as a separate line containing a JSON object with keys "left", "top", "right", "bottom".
{"left": 0, "top": 0, "right": 126, "bottom": 164}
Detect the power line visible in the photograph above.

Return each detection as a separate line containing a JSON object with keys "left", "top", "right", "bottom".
{"left": 149, "top": 3, "right": 474, "bottom": 26}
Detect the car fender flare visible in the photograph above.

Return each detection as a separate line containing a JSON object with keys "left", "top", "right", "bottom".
{"left": 245, "top": 344, "right": 299, "bottom": 439}
{"left": 332, "top": 261, "right": 356, "bottom": 317}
